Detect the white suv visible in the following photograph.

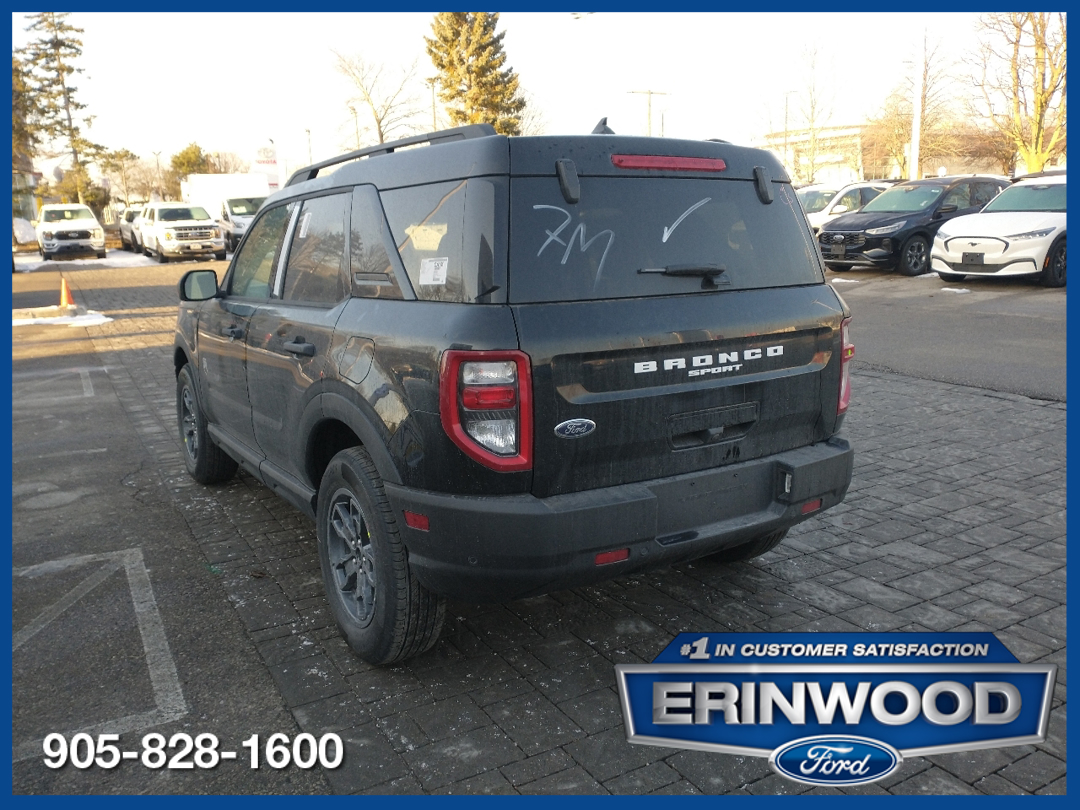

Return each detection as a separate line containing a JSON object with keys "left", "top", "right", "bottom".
{"left": 36, "top": 204, "right": 106, "bottom": 260}
{"left": 140, "top": 203, "right": 226, "bottom": 263}
{"left": 798, "top": 181, "right": 895, "bottom": 234}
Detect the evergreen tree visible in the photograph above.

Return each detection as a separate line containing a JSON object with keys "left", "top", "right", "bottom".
{"left": 20, "top": 12, "right": 101, "bottom": 203}
{"left": 12, "top": 56, "right": 39, "bottom": 172}
{"left": 425, "top": 12, "right": 527, "bottom": 136}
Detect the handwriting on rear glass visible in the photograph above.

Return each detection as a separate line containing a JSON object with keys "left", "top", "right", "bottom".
{"left": 662, "top": 198, "right": 711, "bottom": 243}
{"left": 534, "top": 205, "right": 614, "bottom": 288}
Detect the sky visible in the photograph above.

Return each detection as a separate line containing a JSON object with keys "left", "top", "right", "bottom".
{"left": 12, "top": 11, "right": 986, "bottom": 184}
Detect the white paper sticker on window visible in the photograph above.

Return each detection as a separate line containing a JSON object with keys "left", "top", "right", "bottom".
{"left": 298, "top": 211, "right": 312, "bottom": 239}
{"left": 419, "top": 257, "right": 448, "bottom": 285}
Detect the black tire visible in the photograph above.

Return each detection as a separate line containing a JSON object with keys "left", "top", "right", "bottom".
{"left": 143, "top": 242, "right": 151, "bottom": 257}
{"left": 937, "top": 271, "right": 966, "bottom": 283}
{"left": 42, "top": 251, "right": 52, "bottom": 261}
{"left": 157, "top": 242, "right": 169, "bottom": 263}
{"left": 176, "top": 365, "right": 237, "bottom": 484}
{"left": 215, "top": 250, "right": 226, "bottom": 261}
{"left": 96, "top": 250, "right": 107, "bottom": 259}
{"left": 827, "top": 264, "right": 851, "bottom": 273}
{"left": 120, "top": 234, "right": 129, "bottom": 250}
{"left": 1041, "top": 238, "right": 1066, "bottom": 288}
{"left": 897, "top": 235, "right": 930, "bottom": 276}
{"left": 705, "top": 529, "right": 789, "bottom": 563}
{"left": 317, "top": 447, "right": 445, "bottom": 665}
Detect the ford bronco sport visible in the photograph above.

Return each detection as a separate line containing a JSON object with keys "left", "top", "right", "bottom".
{"left": 174, "top": 123, "right": 855, "bottom": 664}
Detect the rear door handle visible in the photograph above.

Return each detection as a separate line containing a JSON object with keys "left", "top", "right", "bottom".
{"left": 222, "top": 325, "right": 243, "bottom": 339}
{"left": 283, "top": 338, "right": 316, "bottom": 357}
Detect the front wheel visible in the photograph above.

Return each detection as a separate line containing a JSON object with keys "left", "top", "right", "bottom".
{"left": 704, "top": 529, "right": 789, "bottom": 563}
{"left": 1041, "top": 238, "right": 1066, "bottom": 288}
{"left": 214, "top": 250, "right": 226, "bottom": 261}
{"left": 317, "top": 448, "right": 445, "bottom": 665}
{"left": 826, "top": 263, "right": 851, "bottom": 273}
{"left": 176, "top": 365, "right": 237, "bottom": 484}
{"left": 937, "top": 271, "right": 966, "bottom": 283}
{"left": 897, "top": 235, "right": 929, "bottom": 276}
{"left": 157, "top": 242, "right": 169, "bottom": 263}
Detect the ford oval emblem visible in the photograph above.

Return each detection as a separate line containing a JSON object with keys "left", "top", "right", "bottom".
{"left": 554, "top": 418, "right": 596, "bottom": 439}
{"left": 770, "top": 735, "right": 902, "bottom": 786}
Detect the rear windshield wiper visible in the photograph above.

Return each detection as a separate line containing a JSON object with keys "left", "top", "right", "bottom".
{"left": 638, "top": 264, "right": 729, "bottom": 287}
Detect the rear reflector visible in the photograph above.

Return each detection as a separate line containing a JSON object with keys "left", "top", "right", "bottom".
{"left": 403, "top": 511, "right": 429, "bottom": 531}
{"left": 801, "top": 499, "right": 823, "bottom": 514}
{"left": 595, "top": 548, "right": 630, "bottom": 565}
{"left": 612, "top": 154, "right": 727, "bottom": 172}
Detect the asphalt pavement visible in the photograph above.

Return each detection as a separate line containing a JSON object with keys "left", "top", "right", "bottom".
{"left": 11, "top": 259, "right": 1066, "bottom": 795}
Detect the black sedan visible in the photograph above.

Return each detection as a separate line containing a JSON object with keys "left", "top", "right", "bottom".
{"left": 819, "top": 175, "right": 1010, "bottom": 276}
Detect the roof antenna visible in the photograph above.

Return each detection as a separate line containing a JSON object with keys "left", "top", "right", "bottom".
{"left": 591, "top": 117, "right": 615, "bottom": 135}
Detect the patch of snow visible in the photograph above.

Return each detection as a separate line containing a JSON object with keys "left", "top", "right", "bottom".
{"left": 12, "top": 311, "right": 114, "bottom": 327}
{"left": 940, "top": 288, "right": 971, "bottom": 294}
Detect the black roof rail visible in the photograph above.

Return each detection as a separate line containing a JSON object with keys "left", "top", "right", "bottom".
{"left": 284, "top": 123, "right": 498, "bottom": 188}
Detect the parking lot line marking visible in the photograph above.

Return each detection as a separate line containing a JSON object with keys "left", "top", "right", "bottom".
{"left": 12, "top": 548, "right": 187, "bottom": 763}
{"left": 13, "top": 447, "right": 109, "bottom": 462}
{"left": 12, "top": 561, "right": 123, "bottom": 652}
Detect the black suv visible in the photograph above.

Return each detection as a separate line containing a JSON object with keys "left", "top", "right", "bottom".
{"left": 174, "top": 124, "right": 855, "bottom": 664}
{"left": 820, "top": 175, "right": 1010, "bottom": 276}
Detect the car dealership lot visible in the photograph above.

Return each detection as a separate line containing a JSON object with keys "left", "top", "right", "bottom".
{"left": 12, "top": 262, "right": 1065, "bottom": 795}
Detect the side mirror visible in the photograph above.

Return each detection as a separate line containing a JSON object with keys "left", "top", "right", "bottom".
{"left": 179, "top": 269, "right": 220, "bottom": 301}
{"left": 937, "top": 204, "right": 958, "bottom": 215}
{"left": 832, "top": 204, "right": 850, "bottom": 215}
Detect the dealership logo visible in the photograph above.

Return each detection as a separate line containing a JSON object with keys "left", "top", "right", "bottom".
{"left": 770, "top": 735, "right": 901, "bottom": 785}
{"left": 616, "top": 633, "right": 1056, "bottom": 786}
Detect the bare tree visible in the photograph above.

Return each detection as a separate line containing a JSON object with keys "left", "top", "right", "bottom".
{"left": 334, "top": 52, "right": 420, "bottom": 144}
{"left": 208, "top": 152, "right": 250, "bottom": 173}
{"left": 517, "top": 89, "right": 547, "bottom": 136}
{"left": 862, "top": 36, "right": 963, "bottom": 178}
{"left": 969, "top": 12, "right": 1066, "bottom": 172}
{"left": 788, "top": 48, "right": 834, "bottom": 185}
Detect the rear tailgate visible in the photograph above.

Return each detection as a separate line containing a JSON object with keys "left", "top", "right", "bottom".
{"left": 507, "top": 135, "right": 847, "bottom": 499}
{"left": 515, "top": 288, "right": 845, "bottom": 498}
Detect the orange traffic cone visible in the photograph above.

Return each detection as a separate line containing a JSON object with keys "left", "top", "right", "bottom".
{"left": 60, "top": 277, "right": 75, "bottom": 307}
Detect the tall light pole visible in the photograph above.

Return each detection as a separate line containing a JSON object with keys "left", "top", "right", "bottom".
{"left": 629, "top": 90, "right": 668, "bottom": 137}
{"left": 305, "top": 129, "right": 312, "bottom": 164}
{"left": 909, "top": 33, "right": 925, "bottom": 180}
{"left": 347, "top": 105, "right": 359, "bottom": 149}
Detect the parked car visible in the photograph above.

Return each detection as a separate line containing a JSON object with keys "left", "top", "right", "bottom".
{"left": 218, "top": 196, "right": 266, "bottom": 252}
{"left": 931, "top": 173, "right": 1066, "bottom": 287}
{"left": 799, "top": 181, "right": 896, "bottom": 234}
{"left": 173, "top": 124, "right": 855, "bottom": 664}
{"left": 35, "top": 204, "right": 106, "bottom": 260}
{"left": 819, "top": 175, "right": 1010, "bottom": 276}
{"left": 118, "top": 206, "right": 143, "bottom": 251}
{"left": 140, "top": 203, "right": 226, "bottom": 263}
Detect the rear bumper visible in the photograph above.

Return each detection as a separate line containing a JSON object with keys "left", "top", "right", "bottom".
{"left": 387, "top": 436, "right": 853, "bottom": 601}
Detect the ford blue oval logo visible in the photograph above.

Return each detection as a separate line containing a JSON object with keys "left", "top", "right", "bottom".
{"left": 554, "top": 418, "right": 596, "bottom": 439}
{"left": 770, "top": 735, "right": 901, "bottom": 786}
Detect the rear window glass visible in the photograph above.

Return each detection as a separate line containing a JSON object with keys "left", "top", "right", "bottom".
{"left": 508, "top": 177, "right": 821, "bottom": 303}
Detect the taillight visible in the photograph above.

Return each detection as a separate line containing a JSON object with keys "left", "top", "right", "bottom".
{"left": 837, "top": 317, "right": 854, "bottom": 415}
{"left": 440, "top": 350, "right": 532, "bottom": 472}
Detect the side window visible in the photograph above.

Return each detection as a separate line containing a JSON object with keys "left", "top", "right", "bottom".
{"left": 942, "top": 182, "right": 973, "bottom": 210}
{"left": 835, "top": 190, "right": 860, "bottom": 212}
{"left": 862, "top": 187, "right": 884, "bottom": 206}
{"left": 280, "top": 193, "right": 348, "bottom": 305}
{"left": 380, "top": 180, "right": 466, "bottom": 302}
{"left": 972, "top": 182, "right": 1002, "bottom": 208}
{"left": 228, "top": 203, "right": 294, "bottom": 299}
{"left": 349, "top": 185, "right": 408, "bottom": 300}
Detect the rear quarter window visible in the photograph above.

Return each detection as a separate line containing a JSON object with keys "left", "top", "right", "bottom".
{"left": 508, "top": 177, "right": 822, "bottom": 303}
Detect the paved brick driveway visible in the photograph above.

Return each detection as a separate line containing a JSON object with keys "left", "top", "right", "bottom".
{"left": 45, "top": 264, "right": 1067, "bottom": 794}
